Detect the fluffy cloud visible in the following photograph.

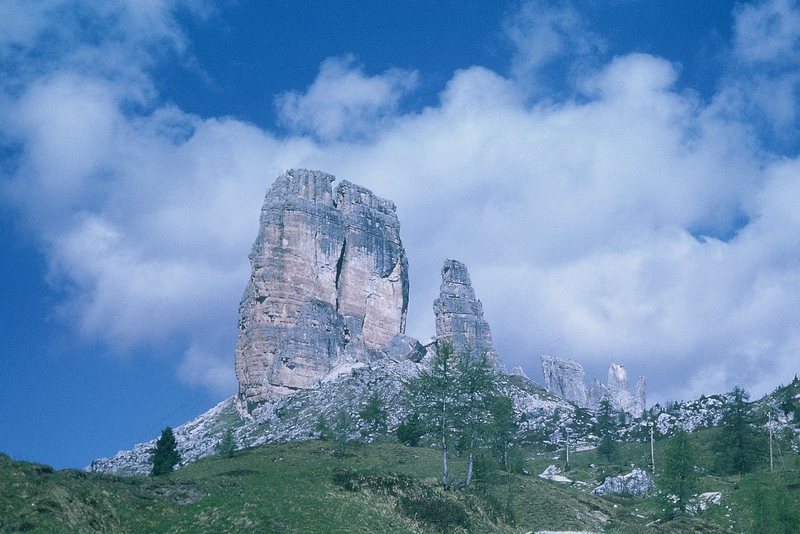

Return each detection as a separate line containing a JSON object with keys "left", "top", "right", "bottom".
{"left": 734, "top": 0, "right": 800, "bottom": 64}
{"left": 2, "top": 1, "right": 799, "bottom": 405}
{"left": 721, "top": 0, "right": 800, "bottom": 138}
{"left": 504, "top": 0, "right": 604, "bottom": 87}
{"left": 275, "top": 55, "right": 418, "bottom": 142}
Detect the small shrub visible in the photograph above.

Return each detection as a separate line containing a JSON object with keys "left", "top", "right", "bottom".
{"left": 396, "top": 413, "right": 425, "bottom": 447}
{"left": 331, "top": 468, "right": 414, "bottom": 494}
{"left": 399, "top": 494, "right": 470, "bottom": 531}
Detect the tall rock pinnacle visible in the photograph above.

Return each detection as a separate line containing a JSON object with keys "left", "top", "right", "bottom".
{"left": 235, "top": 170, "right": 409, "bottom": 415}
{"left": 433, "top": 259, "right": 503, "bottom": 370}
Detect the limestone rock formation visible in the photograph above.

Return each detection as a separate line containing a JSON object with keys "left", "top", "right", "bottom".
{"left": 433, "top": 259, "right": 503, "bottom": 369}
{"left": 590, "top": 364, "right": 646, "bottom": 418}
{"left": 541, "top": 355, "right": 646, "bottom": 417}
{"left": 541, "top": 355, "right": 589, "bottom": 407}
{"left": 235, "top": 169, "right": 409, "bottom": 415}
{"left": 592, "top": 468, "right": 655, "bottom": 497}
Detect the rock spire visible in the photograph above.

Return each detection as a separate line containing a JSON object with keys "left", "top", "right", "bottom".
{"left": 433, "top": 259, "right": 503, "bottom": 369}
{"left": 235, "top": 169, "right": 409, "bottom": 415}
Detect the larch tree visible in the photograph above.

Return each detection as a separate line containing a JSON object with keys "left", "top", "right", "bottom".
{"left": 455, "top": 350, "right": 498, "bottom": 486}
{"left": 404, "top": 341, "right": 460, "bottom": 485}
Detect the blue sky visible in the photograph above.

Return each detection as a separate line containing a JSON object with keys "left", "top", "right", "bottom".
{"left": 2, "top": 0, "right": 799, "bottom": 470}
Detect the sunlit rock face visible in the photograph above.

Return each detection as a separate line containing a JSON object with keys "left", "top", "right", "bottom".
{"left": 235, "top": 169, "right": 409, "bottom": 415}
{"left": 433, "top": 259, "right": 504, "bottom": 370}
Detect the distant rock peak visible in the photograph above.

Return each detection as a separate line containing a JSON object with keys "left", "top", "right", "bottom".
{"left": 541, "top": 355, "right": 646, "bottom": 417}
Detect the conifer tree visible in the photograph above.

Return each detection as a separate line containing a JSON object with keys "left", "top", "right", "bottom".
{"left": 333, "top": 409, "right": 353, "bottom": 456}
{"left": 713, "top": 386, "right": 760, "bottom": 476}
{"left": 404, "top": 341, "right": 500, "bottom": 486}
{"left": 215, "top": 428, "right": 236, "bottom": 458}
{"left": 595, "top": 399, "right": 618, "bottom": 464}
{"left": 359, "top": 391, "right": 388, "bottom": 438}
{"left": 489, "top": 395, "right": 518, "bottom": 470}
{"left": 151, "top": 427, "right": 181, "bottom": 476}
{"left": 314, "top": 413, "right": 331, "bottom": 440}
{"left": 455, "top": 350, "right": 498, "bottom": 486}
{"left": 396, "top": 412, "right": 425, "bottom": 447}
{"left": 404, "top": 341, "right": 460, "bottom": 485}
{"left": 660, "top": 429, "right": 698, "bottom": 515}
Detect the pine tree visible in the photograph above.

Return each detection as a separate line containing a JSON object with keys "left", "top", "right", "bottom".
{"left": 359, "top": 391, "right": 388, "bottom": 438}
{"left": 215, "top": 429, "right": 236, "bottom": 458}
{"left": 396, "top": 412, "right": 425, "bottom": 447}
{"left": 488, "top": 395, "right": 518, "bottom": 470}
{"left": 333, "top": 409, "right": 352, "bottom": 456}
{"left": 660, "top": 429, "right": 698, "bottom": 515}
{"left": 151, "top": 427, "right": 181, "bottom": 476}
{"left": 314, "top": 413, "right": 331, "bottom": 440}
{"left": 595, "top": 399, "right": 618, "bottom": 464}
{"left": 404, "top": 341, "right": 500, "bottom": 486}
{"left": 714, "top": 386, "right": 760, "bottom": 476}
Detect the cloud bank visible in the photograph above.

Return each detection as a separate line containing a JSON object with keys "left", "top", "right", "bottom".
{"left": 2, "top": 1, "right": 799, "bottom": 403}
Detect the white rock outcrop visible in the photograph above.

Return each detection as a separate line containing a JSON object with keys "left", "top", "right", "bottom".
{"left": 592, "top": 468, "right": 654, "bottom": 497}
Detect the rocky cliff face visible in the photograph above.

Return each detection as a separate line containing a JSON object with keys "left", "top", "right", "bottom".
{"left": 235, "top": 170, "right": 409, "bottom": 415}
{"left": 541, "top": 355, "right": 646, "bottom": 417}
{"left": 541, "top": 355, "right": 589, "bottom": 406}
{"left": 433, "top": 259, "right": 503, "bottom": 369}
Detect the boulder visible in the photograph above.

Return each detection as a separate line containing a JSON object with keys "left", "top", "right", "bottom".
{"left": 592, "top": 468, "right": 654, "bottom": 497}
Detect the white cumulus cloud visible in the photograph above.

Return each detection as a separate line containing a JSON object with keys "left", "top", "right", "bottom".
{"left": 275, "top": 55, "right": 418, "bottom": 142}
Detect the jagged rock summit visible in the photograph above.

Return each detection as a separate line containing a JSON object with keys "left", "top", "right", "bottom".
{"left": 235, "top": 169, "right": 410, "bottom": 415}
{"left": 541, "top": 355, "right": 646, "bottom": 417}
{"left": 434, "top": 259, "right": 503, "bottom": 370}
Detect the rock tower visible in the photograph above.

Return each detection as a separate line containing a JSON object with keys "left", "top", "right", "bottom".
{"left": 235, "top": 170, "right": 409, "bottom": 415}
{"left": 433, "top": 259, "right": 503, "bottom": 370}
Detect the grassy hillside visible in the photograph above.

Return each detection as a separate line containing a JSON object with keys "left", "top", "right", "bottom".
{"left": 4, "top": 436, "right": 777, "bottom": 533}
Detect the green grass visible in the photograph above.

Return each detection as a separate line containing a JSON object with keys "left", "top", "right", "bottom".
{"left": 2, "top": 437, "right": 797, "bottom": 533}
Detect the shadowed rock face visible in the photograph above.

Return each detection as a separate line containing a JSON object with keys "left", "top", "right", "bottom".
{"left": 235, "top": 169, "right": 409, "bottom": 415}
{"left": 433, "top": 259, "right": 503, "bottom": 370}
